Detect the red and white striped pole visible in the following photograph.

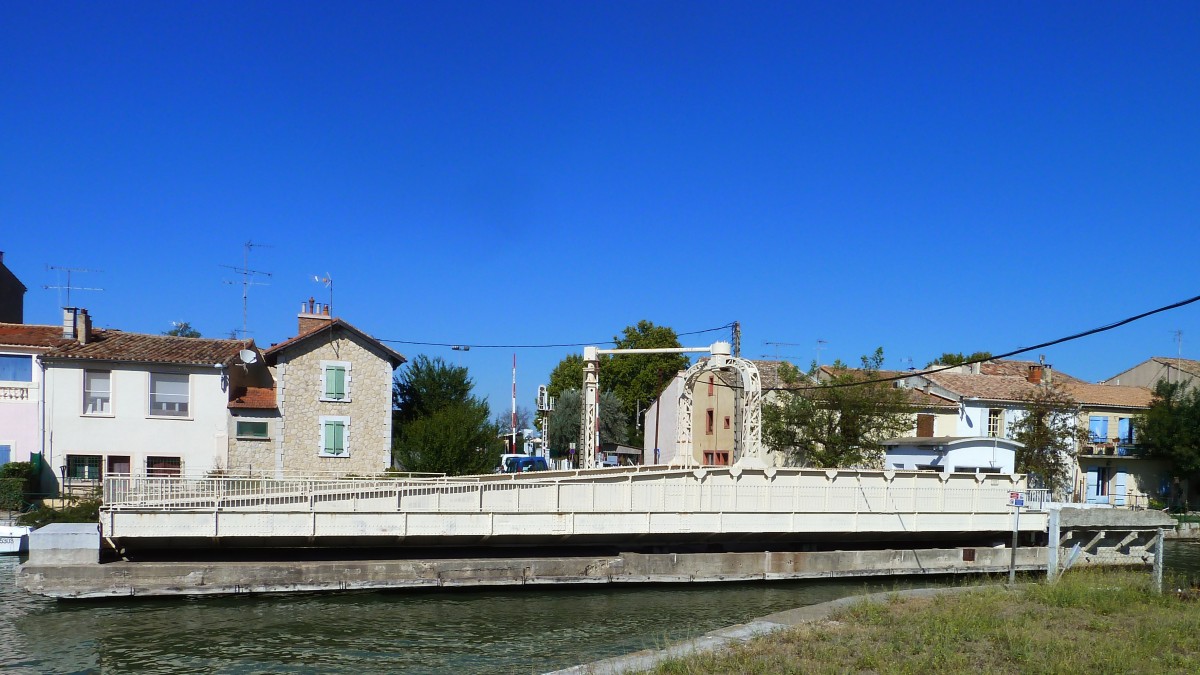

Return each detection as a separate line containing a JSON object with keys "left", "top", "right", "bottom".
{"left": 511, "top": 353, "right": 518, "bottom": 453}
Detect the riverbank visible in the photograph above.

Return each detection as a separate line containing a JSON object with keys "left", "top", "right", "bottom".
{"left": 558, "top": 567, "right": 1200, "bottom": 674}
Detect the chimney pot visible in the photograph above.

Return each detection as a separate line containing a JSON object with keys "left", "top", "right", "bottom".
{"left": 298, "top": 298, "right": 333, "bottom": 334}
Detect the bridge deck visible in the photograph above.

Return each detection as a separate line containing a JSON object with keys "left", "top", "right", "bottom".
{"left": 99, "top": 466, "right": 1048, "bottom": 546}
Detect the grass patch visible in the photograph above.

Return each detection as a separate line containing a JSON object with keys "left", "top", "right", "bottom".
{"left": 648, "top": 569, "right": 1200, "bottom": 674}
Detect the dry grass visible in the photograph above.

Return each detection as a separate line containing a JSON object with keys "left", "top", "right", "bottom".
{"left": 650, "top": 569, "right": 1200, "bottom": 674}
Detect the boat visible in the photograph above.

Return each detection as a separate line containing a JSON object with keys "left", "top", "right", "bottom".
{"left": 0, "top": 523, "right": 33, "bottom": 554}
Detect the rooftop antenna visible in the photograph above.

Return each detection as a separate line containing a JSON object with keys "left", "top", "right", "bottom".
{"left": 763, "top": 340, "right": 804, "bottom": 360}
{"left": 815, "top": 339, "right": 828, "bottom": 368}
{"left": 313, "top": 273, "right": 333, "bottom": 318}
{"left": 43, "top": 265, "right": 103, "bottom": 308}
{"left": 1173, "top": 329, "right": 1183, "bottom": 359}
{"left": 221, "top": 240, "right": 272, "bottom": 339}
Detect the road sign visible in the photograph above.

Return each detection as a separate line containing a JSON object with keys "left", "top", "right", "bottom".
{"left": 1009, "top": 492, "right": 1024, "bottom": 507}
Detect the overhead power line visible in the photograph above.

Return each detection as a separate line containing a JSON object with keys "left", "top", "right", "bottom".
{"left": 376, "top": 322, "right": 736, "bottom": 350}
{"left": 746, "top": 291, "right": 1200, "bottom": 392}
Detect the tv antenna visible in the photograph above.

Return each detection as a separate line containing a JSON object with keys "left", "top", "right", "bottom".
{"left": 43, "top": 265, "right": 104, "bottom": 308}
{"left": 815, "top": 339, "right": 828, "bottom": 367}
{"left": 763, "top": 340, "right": 804, "bottom": 360}
{"left": 222, "top": 240, "right": 272, "bottom": 339}
{"left": 1173, "top": 329, "right": 1184, "bottom": 358}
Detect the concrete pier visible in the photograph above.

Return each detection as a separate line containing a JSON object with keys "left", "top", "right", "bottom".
{"left": 18, "top": 546, "right": 1049, "bottom": 599}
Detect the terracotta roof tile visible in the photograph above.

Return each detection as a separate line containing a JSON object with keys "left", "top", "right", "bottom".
{"left": 1151, "top": 357, "right": 1200, "bottom": 377}
{"left": 1060, "top": 382, "right": 1153, "bottom": 409}
{"left": 42, "top": 330, "right": 251, "bottom": 365}
{"left": 263, "top": 318, "right": 405, "bottom": 366}
{"left": 0, "top": 323, "right": 72, "bottom": 349}
{"left": 927, "top": 373, "right": 1039, "bottom": 402}
{"left": 753, "top": 360, "right": 957, "bottom": 410}
{"left": 228, "top": 386, "right": 277, "bottom": 409}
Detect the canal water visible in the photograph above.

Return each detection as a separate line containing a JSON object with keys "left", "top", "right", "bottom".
{"left": 3, "top": 543, "right": 1199, "bottom": 674}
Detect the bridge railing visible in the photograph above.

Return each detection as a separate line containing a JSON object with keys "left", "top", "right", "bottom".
{"left": 102, "top": 467, "right": 1029, "bottom": 516}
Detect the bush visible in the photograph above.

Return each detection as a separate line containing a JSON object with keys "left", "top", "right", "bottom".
{"left": 0, "top": 462, "right": 36, "bottom": 510}
{"left": 17, "top": 497, "right": 101, "bottom": 528}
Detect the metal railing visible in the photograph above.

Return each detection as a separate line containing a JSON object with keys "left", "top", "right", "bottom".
{"left": 102, "top": 467, "right": 1027, "bottom": 517}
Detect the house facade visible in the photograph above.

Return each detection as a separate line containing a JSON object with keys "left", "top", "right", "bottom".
{"left": 0, "top": 322, "right": 69, "bottom": 468}
{"left": 904, "top": 361, "right": 1162, "bottom": 505}
{"left": 1104, "top": 357, "right": 1200, "bottom": 390}
{"left": 255, "top": 302, "right": 404, "bottom": 476}
{"left": 40, "top": 308, "right": 258, "bottom": 492}
{"left": 643, "top": 365, "right": 739, "bottom": 466}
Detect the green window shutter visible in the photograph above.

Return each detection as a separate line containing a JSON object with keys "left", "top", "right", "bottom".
{"left": 324, "top": 421, "right": 345, "bottom": 455}
{"left": 325, "top": 366, "right": 346, "bottom": 400}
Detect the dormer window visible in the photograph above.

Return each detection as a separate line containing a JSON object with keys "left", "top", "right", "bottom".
{"left": 321, "top": 361, "right": 351, "bottom": 402}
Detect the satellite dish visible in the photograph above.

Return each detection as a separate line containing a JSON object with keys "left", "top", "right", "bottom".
{"left": 238, "top": 349, "right": 258, "bottom": 365}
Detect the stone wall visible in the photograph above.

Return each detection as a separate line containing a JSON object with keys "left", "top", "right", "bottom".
{"left": 227, "top": 409, "right": 280, "bottom": 475}
{"left": 276, "top": 328, "right": 394, "bottom": 475}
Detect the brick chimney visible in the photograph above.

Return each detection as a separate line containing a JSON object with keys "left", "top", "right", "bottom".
{"left": 298, "top": 297, "right": 333, "bottom": 334}
{"left": 1027, "top": 364, "right": 1043, "bottom": 384}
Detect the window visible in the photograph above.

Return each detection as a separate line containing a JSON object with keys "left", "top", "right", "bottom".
{"left": 987, "top": 409, "right": 1003, "bottom": 438}
{"left": 703, "top": 451, "right": 730, "bottom": 465}
{"left": 146, "top": 456, "right": 182, "bottom": 476}
{"left": 1089, "top": 416, "right": 1109, "bottom": 443}
{"left": 321, "top": 361, "right": 351, "bottom": 401}
{"left": 319, "top": 416, "right": 350, "bottom": 457}
{"left": 707, "top": 376, "right": 714, "bottom": 397}
{"left": 149, "top": 373, "right": 189, "bottom": 417}
{"left": 0, "top": 444, "right": 11, "bottom": 466}
{"left": 236, "top": 421, "right": 270, "bottom": 439}
{"left": 1118, "top": 417, "right": 1134, "bottom": 444}
{"left": 0, "top": 354, "right": 33, "bottom": 382}
{"left": 723, "top": 416, "right": 731, "bottom": 430}
{"left": 84, "top": 370, "right": 111, "bottom": 415}
{"left": 705, "top": 409, "right": 715, "bottom": 435}
{"left": 916, "top": 414, "right": 935, "bottom": 438}
{"left": 66, "top": 454, "right": 102, "bottom": 480}
{"left": 107, "top": 455, "right": 130, "bottom": 474}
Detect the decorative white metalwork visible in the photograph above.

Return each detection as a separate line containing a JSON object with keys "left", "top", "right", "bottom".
{"left": 674, "top": 342, "right": 767, "bottom": 468}
{"left": 581, "top": 346, "right": 600, "bottom": 469}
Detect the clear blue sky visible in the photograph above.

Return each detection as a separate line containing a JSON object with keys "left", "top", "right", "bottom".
{"left": 3, "top": 2, "right": 1199, "bottom": 413}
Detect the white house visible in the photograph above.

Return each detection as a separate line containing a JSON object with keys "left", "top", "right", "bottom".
{"left": 882, "top": 436, "right": 1019, "bottom": 474}
{"left": 0, "top": 322, "right": 69, "bottom": 469}
{"left": 40, "top": 309, "right": 257, "bottom": 492}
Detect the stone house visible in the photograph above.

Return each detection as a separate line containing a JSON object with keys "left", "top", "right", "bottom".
{"left": 246, "top": 301, "right": 405, "bottom": 476}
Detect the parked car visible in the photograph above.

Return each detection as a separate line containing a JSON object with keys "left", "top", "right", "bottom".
{"left": 499, "top": 455, "right": 549, "bottom": 473}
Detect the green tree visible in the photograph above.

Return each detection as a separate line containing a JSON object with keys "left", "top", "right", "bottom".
{"left": 1007, "top": 383, "right": 1087, "bottom": 495}
{"left": 393, "top": 355, "right": 475, "bottom": 425}
{"left": 393, "top": 402, "right": 500, "bottom": 475}
{"left": 763, "top": 348, "right": 913, "bottom": 468}
{"left": 601, "top": 321, "right": 691, "bottom": 446}
{"left": 547, "top": 389, "right": 628, "bottom": 460}
{"left": 164, "top": 321, "right": 201, "bottom": 338}
{"left": 1136, "top": 379, "right": 1200, "bottom": 482}
{"left": 547, "top": 354, "right": 584, "bottom": 400}
{"left": 391, "top": 355, "right": 498, "bottom": 474}
{"left": 925, "top": 351, "right": 992, "bottom": 368}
